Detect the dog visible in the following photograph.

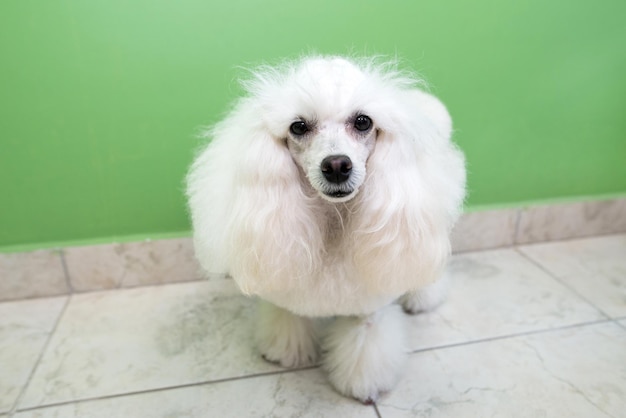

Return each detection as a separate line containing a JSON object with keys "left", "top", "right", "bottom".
{"left": 186, "top": 56, "right": 466, "bottom": 403}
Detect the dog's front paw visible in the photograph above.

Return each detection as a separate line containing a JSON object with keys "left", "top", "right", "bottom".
{"left": 400, "top": 276, "right": 449, "bottom": 314}
{"left": 322, "top": 305, "right": 407, "bottom": 403}
{"left": 259, "top": 335, "right": 318, "bottom": 368}
{"left": 256, "top": 302, "right": 319, "bottom": 368}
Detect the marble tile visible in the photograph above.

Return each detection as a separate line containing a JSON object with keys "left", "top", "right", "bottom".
{"left": 0, "top": 250, "right": 68, "bottom": 301}
{"left": 14, "top": 368, "right": 377, "bottom": 418}
{"left": 63, "top": 238, "right": 201, "bottom": 292}
{"left": 451, "top": 209, "right": 519, "bottom": 253}
{"left": 19, "top": 280, "right": 278, "bottom": 409}
{"left": 407, "top": 249, "right": 605, "bottom": 351}
{"left": 0, "top": 297, "right": 67, "bottom": 413}
{"left": 518, "top": 235, "right": 626, "bottom": 318}
{"left": 378, "top": 322, "right": 626, "bottom": 417}
{"left": 118, "top": 238, "right": 202, "bottom": 288}
{"left": 515, "top": 198, "right": 626, "bottom": 245}
{"left": 62, "top": 244, "right": 125, "bottom": 291}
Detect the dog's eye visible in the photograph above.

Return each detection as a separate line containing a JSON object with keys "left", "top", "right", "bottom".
{"left": 289, "top": 121, "right": 309, "bottom": 136}
{"left": 354, "top": 115, "right": 372, "bottom": 132}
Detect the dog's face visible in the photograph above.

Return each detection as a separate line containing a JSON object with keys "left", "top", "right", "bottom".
{"left": 258, "top": 58, "right": 382, "bottom": 203}
{"left": 285, "top": 111, "right": 377, "bottom": 203}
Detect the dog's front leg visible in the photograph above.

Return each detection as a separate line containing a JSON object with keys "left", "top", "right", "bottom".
{"left": 322, "top": 304, "right": 408, "bottom": 404}
{"left": 255, "top": 301, "right": 320, "bottom": 368}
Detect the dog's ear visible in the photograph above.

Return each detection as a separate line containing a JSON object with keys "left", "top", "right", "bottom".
{"left": 187, "top": 100, "right": 323, "bottom": 293}
{"left": 349, "top": 90, "right": 466, "bottom": 293}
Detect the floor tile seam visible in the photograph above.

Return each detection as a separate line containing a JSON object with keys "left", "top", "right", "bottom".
{"left": 451, "top": 232, "right": 626, "bottom": 256}
{"left": 113, "top": 277, "right": 206, "bottom": 293}
{"left": 515, "top": 232, "right": 626, "bottom": 249}
{"left": 13, "top": 365, "right": 320, "bottom": 413}
{"left": 409, "top": 317, "right": 616, "bottom": 355}
{"left": 0, "top": 293, "right": 69, "bottom": 304}
{"left": 47, "top": 277, "right": 207, "bottom": 300}
{"left": 452, "top": 245, "right": 514, "bottom": 255}
{"left": 511, "top": 207, "right": 523, "bottom": 245}
{"left": 513, "top": 246, "right": 613, "bottom": 319}
{"left": 8, "top": 295, "right": 73, "bottom": 415}
{"left": 59, "top": 250, "right": 74, "bottom": 293}
{"left": 0, "top": 278, "right": 210, "bottom": 305}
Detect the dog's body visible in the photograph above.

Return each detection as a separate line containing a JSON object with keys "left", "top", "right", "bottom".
{"left": 187, "top": 56, "right": 466, "bottom": 402}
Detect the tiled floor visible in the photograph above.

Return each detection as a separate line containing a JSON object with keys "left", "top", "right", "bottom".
{"left": 1, "top": 235, "right": 625, "bottom": 418}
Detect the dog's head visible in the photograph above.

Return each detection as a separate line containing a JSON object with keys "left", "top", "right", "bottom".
{"left": 245, "top": 57, "right": 411, "bottom": 203}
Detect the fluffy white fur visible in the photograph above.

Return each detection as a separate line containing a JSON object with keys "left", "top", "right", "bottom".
{"left": 187, "top": 56, "right": 466, "bottom": 402}
{"left": 322, "top": 304, "right": 408, "bottom": 403}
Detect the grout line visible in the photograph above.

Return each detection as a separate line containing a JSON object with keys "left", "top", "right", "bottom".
{"left": 116, "top": 277, "right": 207, "bottom": 292}
{"left": 59, "top": 249, "right": 74, "bottom": 294}
{"left": 451, "top": 244, "right": 514, "bottom": 255}
{"left": 512, "top": 207, "right": 523, "bottom": 245}
{"left": 63, "top": 278, "right": 209, "bottom": 301}
{"left": 451, "top": 232, "right": 626, "bottom": 256}
{"left": 515, "top": 231, "right": 626, "bottom": 249}
{"left": 13, "top": 365, "right": 320, "bottom": 414}
{"left": 12, "top": 278, "right": 206, "bottom": 303}
{"left": 9, "top": 295, "right": 73, "bottom": 415}
{"left": 373, "top": 402, "right": 383, "bottom": 418}
{"left": 409, "top": 317, "right": 616, "bottom": 355}
{"left": 514, "top": 247, "right": 613, "bottom": 319}
{"left": 0, "top": 292, "right": 72, "bottom": 304}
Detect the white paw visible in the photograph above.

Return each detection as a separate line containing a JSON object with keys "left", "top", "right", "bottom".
{"left": 255, "top": 301, "right": 319, "bottom": 368}
{"left": 400, "top": 276, "right": 449, "bottom": 314}
{"left": 322, "top": 305, "right": 408, "bottom": 403}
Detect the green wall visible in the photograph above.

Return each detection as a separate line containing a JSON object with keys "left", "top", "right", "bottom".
{"left": 1, "top": 0, "right": 625, "bottom": 250}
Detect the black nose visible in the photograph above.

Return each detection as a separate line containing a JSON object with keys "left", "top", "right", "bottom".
{"left": 321, "top": 155, "right": 352, "bottom": 184}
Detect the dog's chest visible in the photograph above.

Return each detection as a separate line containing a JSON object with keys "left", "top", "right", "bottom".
{"left": 321, "top": 205, "right": 351, "bottom": 252}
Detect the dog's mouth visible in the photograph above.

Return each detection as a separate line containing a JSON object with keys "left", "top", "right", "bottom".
{"left": 326, "top": 190, "right": 350, "bottom": 198}
{"left": 321, "top": 188, "right": 356, "bottom": 202}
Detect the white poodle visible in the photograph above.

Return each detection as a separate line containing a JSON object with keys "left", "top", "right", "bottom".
{"left": 187, "top": 56, "right": 466, "bottom": 403}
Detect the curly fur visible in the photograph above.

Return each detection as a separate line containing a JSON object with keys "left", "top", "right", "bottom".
{"left": 186, "top": 55, "right": 466, "bottom": 401}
